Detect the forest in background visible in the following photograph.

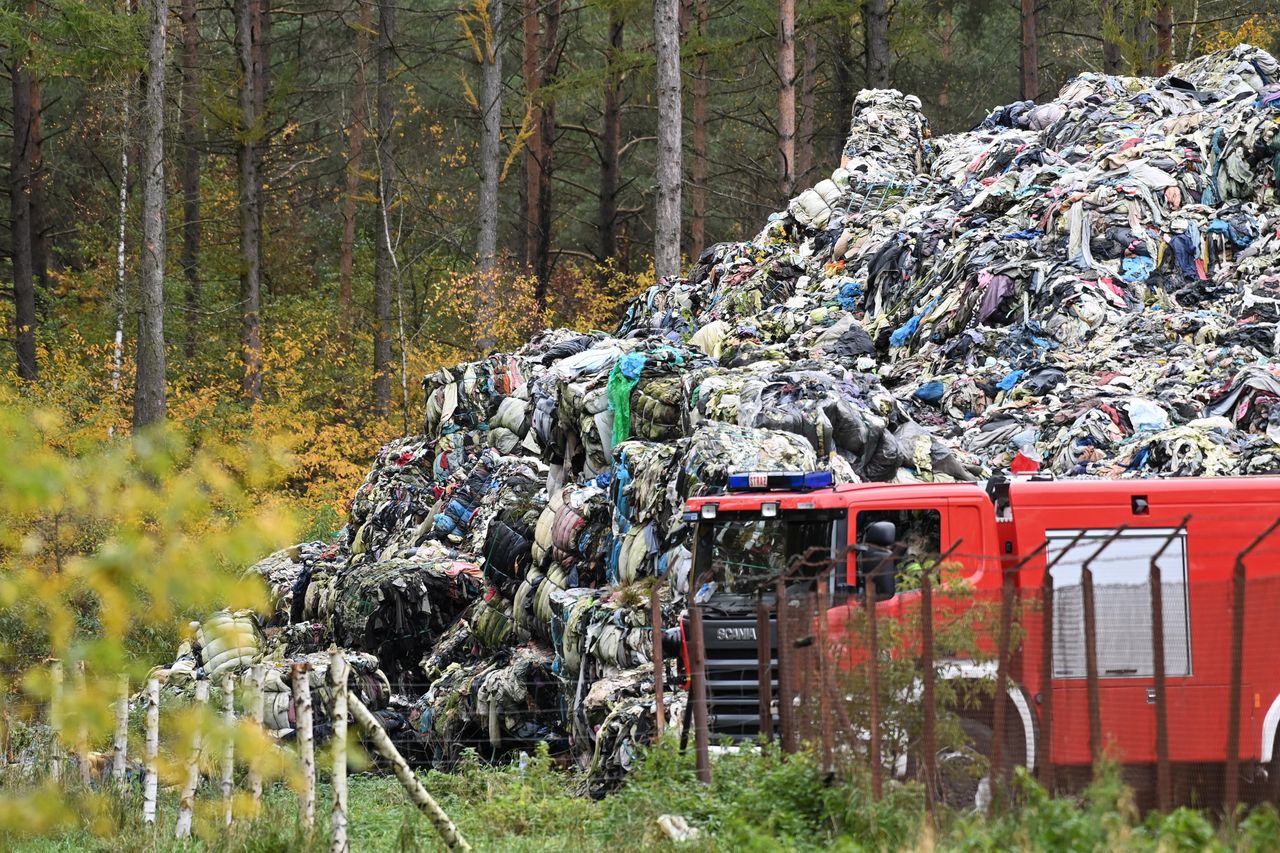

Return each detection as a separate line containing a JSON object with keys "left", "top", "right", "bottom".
{"left": 2, "top": 0, "right": 1278, "bottom": 526}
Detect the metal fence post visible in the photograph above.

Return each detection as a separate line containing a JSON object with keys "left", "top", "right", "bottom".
{"left": 776, "top": 577, "right": 794, "bottom": 753}
{"left": 1039, "top": 532, "right": 1086, "bottom": 791}
{"left": 757, "top": 593, "right": 774, "bottom": 743}
{"left": 687, "top": 603, "right": 712, "bottom": 784}
{"left": 866, "top": 554, "right": 886, "bottom": 802}
{"left": 921, "top": 538, "right": 963, "bottom": 819}
{"left": 1080, "top": 528, "right": 1128, "bottom": 768}
{"left": 651, "top": 587, "right": 666, "bottom": 737}
{"left": 1225, "top": 518, "right": 1280, "bottom": 817}
{"left": 818, "top": 571, "right": 833, "bottom": 772}
{"left": 1149, "top": 518, "right": 1189, "bottom": 814}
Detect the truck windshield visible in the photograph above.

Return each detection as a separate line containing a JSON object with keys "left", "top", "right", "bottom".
{"left": 702, "top": 516, "right": 836, "bottom": 594}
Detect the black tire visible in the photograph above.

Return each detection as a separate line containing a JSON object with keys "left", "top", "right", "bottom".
{"left": 935, "top": 717, "right": 994, "bottom": 812}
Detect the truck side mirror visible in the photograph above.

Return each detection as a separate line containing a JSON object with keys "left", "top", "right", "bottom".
{"left": 864, "top": 521, "right": 896, "bottom": 548}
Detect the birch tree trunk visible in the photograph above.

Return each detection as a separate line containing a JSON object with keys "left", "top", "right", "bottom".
{"left": 111, "top": 11, "right": 132, "bottom": 405}
{"left": 134, "top": 0, "right": 169, "bottom": 429}
{"left": 221, "top": 674, "right": 236, "bottom": 826}
{"left": 76, "top": 662, "right": 90, "bottom": 786}
{"left": 236, "top": 0, "right": 263, "bottom": 403}
{"left": 175, "top": 678, "right": 209, "bottom": 839}
{"left": 862, "top": 0, "right": 890, "bottom": 88}
{"left": 348, "top": 693, "right": 472, "bottom": 852}
{"left": 143, "top": 676, "right": 160, "bottom": 824}
{"left": 246, "top": 664, "right": 265, "bottom": 811}
{"left": 338, "top": 0, "right": 371, "bottom": 325}
{"left": 292, "top": 663, "right": 315, "bottom": 833}
{"left": 330, "top": 650, "right": 349, "bottom": 853}
{"left": 372, "top": 0, "right": 395, "bottom": 419}
{"left": 179, "top": 0, "right": 201, "bottom": 359}
{"left": 777, "top": 0, "right": 796, "bottom": 199}
{"left": 653, "top": 0, "right": 683, "bottom": 282}
{"left": 48, "top": 661, "right": 62, "bottom": 783}
{"left": 476, "top": 0, "right": 503, "bottom": 352}
{"left": 113, "top": 674, "right": 129, "bottom": 786}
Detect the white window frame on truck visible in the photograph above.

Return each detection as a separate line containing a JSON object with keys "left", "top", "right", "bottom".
{"left": 1045, "top": 527, "right": 1192, "bottom": 680}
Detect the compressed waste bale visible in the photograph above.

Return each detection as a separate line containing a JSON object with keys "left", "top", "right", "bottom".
{"left": 196, "top": 610, "right": 263, "bottom": 682}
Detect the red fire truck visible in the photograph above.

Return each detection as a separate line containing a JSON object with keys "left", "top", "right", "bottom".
{"left": 682, "top": 470, "right": 1280, "bottom": 807}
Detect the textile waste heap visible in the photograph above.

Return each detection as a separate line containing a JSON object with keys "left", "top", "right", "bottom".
{"left": 149, "top": 45, "right": 1280, "bottom": 794}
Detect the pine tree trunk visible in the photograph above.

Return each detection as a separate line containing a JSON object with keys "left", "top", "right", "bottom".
{"left": 653, "top": 0, "right": 682, "bottom": 282}
{"left": 796, "top": 33, "right": 816, "bottom": 186}
{"left": 1019, "top": 0, "right": 1038, "bottom": 99}
{"left": 372, "top": 0, "right": 395, "bottom": 418}
{"left": 1155, "top": 1, "right": 1173, "bottom": 74}
{"left": 26, "top": 10, "right": 46, "bottom": 299}
{"left": 777, "top": 0, "right": 796, "bottom": 199}
{"left": 689, "top": 0, "right": 707, "bottom": 260}
{"left": 477, "top": 0, "right": 503, "bottom": 350}
{"left": 348, "top": 693, "right": 472, "bottom": 852}
{"left": 236, "top": 0, "right": 263, "bottom": 403}
{"left": 180, "top": 0, "right": 201, "bottom": 358}
{"left": 134, "top": 0, "right": 169, "bottom": 429}
{"left": 599, "top": 9, "right": 622, "bottom": 271}
{"left": 533, "top": 0, "right": 560, "bottom": 299}
{"left": 522, "top": 0, "right": 541, "bottom": 273}
{"left": 1101, "top": 0, "right": 1122, "bottom": 74}
{"left": 338, "top": 0, "right": 370, "bottom": 325}
{"left": 10, "top": 44, "right": 37, "bottom": 381}
{"left": 834, "top": 17, "right": 855, "bottom": 127}
{"left": 862, "top": 0, "right": 890, "bottom": 88}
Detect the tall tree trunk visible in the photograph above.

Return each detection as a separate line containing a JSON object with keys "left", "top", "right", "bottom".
{"left": 236, "top": 0, "right": 263, "bottom": 403}
{"left": 180, "top": 0, "right": 201, "bottom": 358}
{"left": 533, "top": 0, "right": 560, "bottom": 301}
{"left": 938, "top": 8, "right": 953, "bottom": 110}
{"left": 26, "top": 13, "right": 46, "bottom": 298}
{"left": 1134, "top": 11, "right": 1151, "bottom": 75}
{"left": 834, "top": 15, "right": 855, "bottom": 127}
{"left": 521, "top": 0, "right": 541, "bottom": 273}
{"left": 476, "top": 0, "right": 503, "bottom": 351}
{"left": 689, "top": 0, "right": 707, "bottom": 260}
{"left": 599, "top": 9, "right": 622, "bottom": 270}
{"left": 10, "top": 47, "right": 37, "bottom": 380}
{"left": 862, "top": 0, "right": 890, "bottom": 88}
{"left": 372, "top": 0, "right": 395, "bottom": 418}
{"left": 1155, "top": 0, "right": 1173, "bottom": 74}
{"left": 338, "top": 0, "right": 370, "bottom": 324}
{"left": 796, "top": 33, "right": 816, "bottom": 187}
{"left": 134, "top": 0, "right": 169, "bottom": 428}
{"left": 1020, "top": 0, "right": 1038, "bottom": 100}
{"left": 1101, "top": 0, "right": 1122, "bottom": 74}
{"left": 653, "top": 0, "right": 682, "bottom": 282}
{"left": 777, "top": 0, "right": 796, "bottom": 199}
{"left": 112, "top": 32, "right": 132, "bottom": 403}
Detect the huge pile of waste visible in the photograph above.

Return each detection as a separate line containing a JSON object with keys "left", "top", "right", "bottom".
{"left": 154, "top": 45, "right": 1280, "bottom": 792}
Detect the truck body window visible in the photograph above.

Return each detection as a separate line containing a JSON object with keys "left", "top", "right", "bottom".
{"left": 1047, "top": 529, "right": 1191, "bottom": 679}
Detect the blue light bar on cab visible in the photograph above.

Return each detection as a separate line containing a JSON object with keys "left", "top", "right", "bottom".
{"left": 725, "top": 470, "right": 834, "bottom": 492}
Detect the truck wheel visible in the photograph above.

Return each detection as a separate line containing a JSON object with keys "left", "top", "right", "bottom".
{"left": 936, "top": 717, "right": 994, "bottom": 812}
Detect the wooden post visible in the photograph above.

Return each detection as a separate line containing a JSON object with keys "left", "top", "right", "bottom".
{"left": 1080, "top": 528, "right": 1127, "bottom": 768}
{"left": 756, "top": 594, "right": 773, "bottom": 743}
{"left": 221, "top": 673, "right": 236, "bottom": 827}
{"left": 866, "top": 555, "right": 886, "bottom": 801}
{"left": 1225, "top": 518, "right": 1280, "bottom": 817}
{"left": 246, "top": 664, "right": 265, "bottom": 812}
{"left": 1149, "top": 518, "right": 1189, "bottom": 813}
{"left": 687, "top": 604, "right": 712, "bottom": 784}
{"left": 817, "top": 572, "right": 833, "bottom": 772}
{"left": 76, "top": 661, "right": 90, "bottom": 787}
{"left": 175, "top": 677, "right": 209, "bottom": 839}
{"left": 49, "top": 660, "right": 63, "bottom": 784}
{"left": 651, "top": 587, "right": 665, "bottom": 737}
{"left": 330, "top": 648, "right": 350, "bottom": 853}
{"left": 113, "top": 674, "right": 129, "bottom": 787}
{"left": 920, "top": 564, "right": 936, "bottom": 818}
{"left": 292, "top": 662, "right": 315, "bottom": 833}
{"left": 775, "top": 577, "right": 793, "bottom": 752}
{"left": 989, "top": 566, "right": 1015, "bottom": 815}
{"left": 1039, "top": 532, "right": 1087, "bottom": 790}
{"left": 143, "top": 675, "right": 160, "bottom": 824}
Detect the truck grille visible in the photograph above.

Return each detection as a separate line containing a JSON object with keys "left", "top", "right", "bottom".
{"left": 700, "top": 616, "right": 777, "bottom": 741}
